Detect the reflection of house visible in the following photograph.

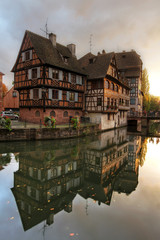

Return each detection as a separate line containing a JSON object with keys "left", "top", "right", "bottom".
{"left": 3, "top": 86, "right": 19, "bottom": 112}
{"left": 11, "top": 145, "right": 83, "bottom": 231}
{"left": 79, "top": 128, "right": 129, "bottom": 205}
{"left": 114, "top": 135, "right": 141, "bottom": 194}
{"left": 11, "top": 128, "right": 142, "bottom": 231}
{"left": 11, "top": 31, "right": 87, "bottom": 124}
{"left": 79, "top": 52, "right": 130, "bottom": 130}
{"left": 0, "top": 72, "right": 4, "bottom": 112}
{"left": 116, "top": 51, "right": 143, "bottom": 116}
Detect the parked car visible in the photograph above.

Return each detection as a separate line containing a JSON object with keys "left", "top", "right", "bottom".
{"left": 1, "top": 111, "right": 19, "bottom": 120}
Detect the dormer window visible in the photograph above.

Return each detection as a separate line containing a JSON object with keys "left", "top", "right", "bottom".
{"left": 64, "top": 57, "right": 68, "bottom": 63}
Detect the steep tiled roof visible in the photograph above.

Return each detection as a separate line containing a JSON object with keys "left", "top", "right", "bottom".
{"left": 15, "top": 30, "right": 86, "bottom": 75}
{"left": 79, "top": 52, "right": 114, "bottom": 79}
{"left": 78, "top": 52, "right": 96, "bottom": 68}
{"left": 115, "top": 51, "right": 142, "bottom": 78}
{"left": 116, "top": 51, "right": 142, "bottom": 68}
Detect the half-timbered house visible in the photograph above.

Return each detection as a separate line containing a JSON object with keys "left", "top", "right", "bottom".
{"left": 115, "top": 50, "right": 143, "bottom": 116}
{"left": 79, "top": 51, "right": 130, "bottom": 130}
{"left": 11, "top": 31, "right": 87, "bottom": 124}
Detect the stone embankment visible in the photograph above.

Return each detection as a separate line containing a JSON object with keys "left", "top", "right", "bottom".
{"left": 0, "top": 125, "right": 99, "bottom": 142}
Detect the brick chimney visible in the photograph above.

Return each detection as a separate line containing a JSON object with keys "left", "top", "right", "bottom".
{"left": 49, "top": 33, "right": 56, "bottom": 47}
{"left": 67, "top": 44, "right": 76, "bottom": 57}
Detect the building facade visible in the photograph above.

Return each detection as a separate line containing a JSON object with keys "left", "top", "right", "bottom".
{"left": 0, "top": 72, "right": 4, "bottom": 112}
{"left": 79, "top": 51, "right": 130, "bottom": 130}
{"left": 12, "top": 31, "right": 87, "bottom": 124}
{"left": 116, "top": 51, "right": 143, "bottom": 116}
{"left": 3, "top": 86, "right": 19, "bottom": 112}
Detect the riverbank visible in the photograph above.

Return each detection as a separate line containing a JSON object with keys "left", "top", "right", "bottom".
{"left": 0, "top": 124, "right": 100, "bottom": 142}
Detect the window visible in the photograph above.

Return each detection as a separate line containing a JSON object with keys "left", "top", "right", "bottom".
{"left": 75, "top": 112, "right": 79, "bottom": 116}
{"left": 105, "top": 80, "right": 109, "bottom": 88}
{"left": 96, "top": 157, "right": 100, "bottom": 165}
{"left": 131, "top": 87, "right": 136, "bottom": 93}
{"left": 131, "top": 78, "right": 136, "bottom": 84}
{"left": 63, "top": 111, "right": 68, "bottom": 117}
{"left": 130, "top": 98, "right": 136, "bottom": 105}
{"left": 52, "top": 69, "right": 59, "bottom": 79}
{"left": 68, "top": 162, "right": 73, "bottom": 172}
{"left": 33, "top": 89, "right": 39, "bottom": 99}
{"left": 25, "top": 51, "right": 30, "bottom": 61}
{"left": 63, "top": 71, "right": 68, "bottom": 81}
{"left": 12, "top": 91, "right": 17, "bottom": 97}
{"left": 52, "top": 90, "right": 58, "bottom": 99}
{"left": 50, "top": 111, "right": 56, "bottom": 117}
{"left": 35, "top": 111, "right": 40, "bottom": 117}
{"left": 32, "top": 68, "right": 37, "bottom": 79}
{"left": 108, "top": 113, "right": 110, "bottom": 120}
{"left": 91, "top": 81, "right": 97, "bottom": 89}
{"left": 64, "top": 57, "right": 68, "bottom": 64}
{"left": 69, "top": 92, "right": 75, "bottom": 101}
{"left": 110, "top": 82, "right": 114, "bottom": 90}
{"left": 97, "top": 98, "right": 102, "bottom": 106}
{"left": 71, "top": 74, "right": 76, "bottom": 83}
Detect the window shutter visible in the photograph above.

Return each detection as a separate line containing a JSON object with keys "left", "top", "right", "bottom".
{"left": 59, "top": 70, "right": 63, "bottom": 80}
{"left": 36, "top": 190, "right": 39, "bottom": 201}
{"left": 22, "top": 52, "right": 25, "bottom": 62}
{"left": 68, "top": 73, "right": 71, "bottom": 82}
{"left": 66, "top": 91, "right": 69, "bottom": 101}
{"left": 37, "top": 67, "right": 40, "bottom": 78}
{"left": 49, "top": 68, "right": 52, "bottom": 78}
{"left": 29, "top": 50, "right": 32, "bottom": 59}
{"left": 75, "top": 92, "right": 78, "bottom": 102}
{"left": 29, "top": 167, "right": 33, "bottom": 177}
{"left": 79, "top": 76, "right": 82, "bottom": 85}
{"left": 39, "top": 89, "right": 42, "bottom": 99}
{"left": 47, "top": 169, "right": 52, "bottom": 180}
{"left": 27, "top": 186, "right": 31, "bottom": 196}
{"left": 57, "top": 166, "right": 61, "bottom": 176}
{"left": 65, "top": 164, "right": 68, "bottom": 173}
{"left": 58, "top": 90, "right": 62, "bottom": 100}
{"left": 73, "top": 161, "right": 77, "bottom": 170}
{"left": 48, "top": 89, "right": 52, "bottom": 99}
{"left": 38, "top": 169, "right": 41, "bottom": 180}
{"left": 28, "top": 69, "right": 32, "bottom": 79}
{"left": 57, "top": 185, "right": 61, "bottom": 194}
{"left": 30, "top": 89, "right": 33, "bottom": 99}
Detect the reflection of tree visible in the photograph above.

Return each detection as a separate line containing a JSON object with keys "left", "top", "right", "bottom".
{"left": 139, "top": 138, "right": 148, "bottom": 167}
{"left": 0, "top": 153, "right": 11, "bottom": 166}
{"left": 149, "top": 121, "right": 160, "bottom": 136}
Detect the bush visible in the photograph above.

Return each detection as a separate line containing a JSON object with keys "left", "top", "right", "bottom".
{"left": 44, "top": 116, "right": 56, "bottom": 128}
{"left": 0, "top": 117, "right": 12, "bottom": 131}
{"left": 71, "top": 117, "right": 80, "bottom": 129}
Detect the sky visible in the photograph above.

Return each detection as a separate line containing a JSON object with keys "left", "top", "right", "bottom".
{"left": 0, "top": 0, "right": 160, "bottom": 96}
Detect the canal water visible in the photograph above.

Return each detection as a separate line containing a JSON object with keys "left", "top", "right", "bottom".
{"left": 0, "top": 127, "right": 160, "bottom": 240}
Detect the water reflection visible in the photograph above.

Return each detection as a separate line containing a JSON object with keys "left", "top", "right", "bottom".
{"left": 9, "top": 128, "right": 144, "bottom": 232}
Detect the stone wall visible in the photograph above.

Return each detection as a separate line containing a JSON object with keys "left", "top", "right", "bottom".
{"left": 0, "top": 124, "right": 99, "bottom": 142}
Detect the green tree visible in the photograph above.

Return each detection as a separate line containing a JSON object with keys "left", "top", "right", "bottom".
{"left": 149, "top": 95, "right": 160, "bottom": 112}
{"left": 141, "top": 68, "right": 150, "bottom": 112}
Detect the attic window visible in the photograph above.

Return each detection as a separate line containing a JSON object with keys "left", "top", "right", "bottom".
{"left": 89, "top": 58, "right": 93, "bottom": 64}
{"left": 122, "top": 54, "right": 126, "bottom": 58}
{"left": 64, "top": 57, "right": 68, "bottom": 64}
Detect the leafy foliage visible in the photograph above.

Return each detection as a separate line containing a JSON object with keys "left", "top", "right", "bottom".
{"left": 71, "top": 117, "right": 80, "bottom": 129}
{"left": 44, "top": 116, "right": 56, "bottom": 128}
{"left": 141, "top": 68, "right": 150, "bottom": 111}
{"left": 0, "top": 116, "right": 12, "bottom": 131}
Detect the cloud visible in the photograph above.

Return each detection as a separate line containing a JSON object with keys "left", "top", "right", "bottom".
{"left": 0, "top": 0, "right": 160, "bottom": 94}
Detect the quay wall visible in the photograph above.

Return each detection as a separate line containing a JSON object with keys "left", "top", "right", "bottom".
{"left": 0, "top": 125, "right": 100, "bottom": 142}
